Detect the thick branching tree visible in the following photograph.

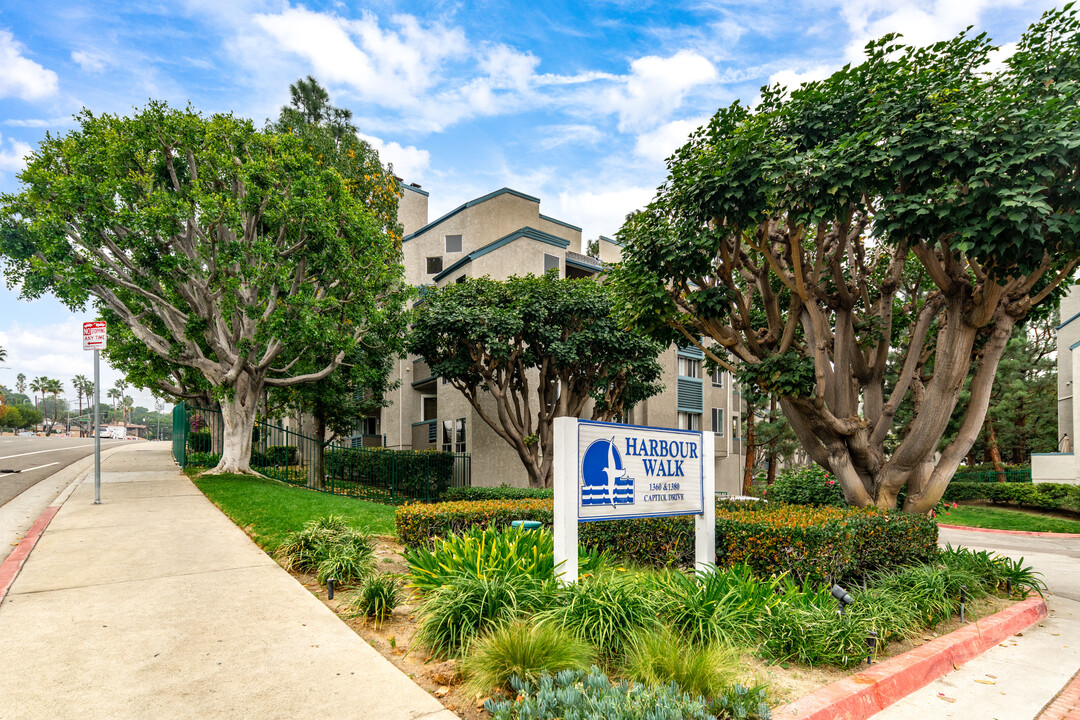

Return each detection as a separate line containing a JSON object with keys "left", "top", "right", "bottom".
{"left": 409, "top": 273, "right": 664, "bottom": 488}
{"left": 1, "top": 102, "right": 406, "bottom": 474}
{"left": 615, "top": 9, "right": 1080, "bottom": 512}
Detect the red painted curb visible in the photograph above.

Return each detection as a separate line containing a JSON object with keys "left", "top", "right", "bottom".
{"left": 938, "top": 523, "right": 1080, "bottom": 539}
{"left": 1037, "top": 668, "right": 1080, "bottom": 720}
{"left": 0, "top": 505, "right": 60, "bottom": 606}
{"left": 773, "top": 595, "right": 1049, "bottom": 720}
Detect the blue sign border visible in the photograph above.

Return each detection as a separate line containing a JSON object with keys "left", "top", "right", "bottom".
{"left": 576, "top": 419, "right": 705, "bottom": 522}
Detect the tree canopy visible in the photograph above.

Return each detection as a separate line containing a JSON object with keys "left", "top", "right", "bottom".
{"left": 1, "top": 101, "right": 407, "bottom": 473}
{"left": 614, "top": 8, "right": 1080, "bottom": 512}
{"left": 409, "top": 273, "right": 664, "bottom": 488}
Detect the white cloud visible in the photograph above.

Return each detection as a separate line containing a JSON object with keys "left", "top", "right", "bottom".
{"left": 768, "top": 65, "right": 836, "bottom": 92}
{"left": 605, "top": 51, "right": 718, "bottom": 132}
{"left": 253, "top": 6, "right": 467, "bottom": 110}
{"left": 555, "top": 186, "right": 656, "bottom": 241}
{"left": 0, "top": 28, "right": 59, "bottom": 100}
{"left": 538, "top": 124, "right": 604, "bottom": 150}
{"left": 71, "top": 50, "right": 109, "bottom": 72}
{"left": 356, "top": 132, "right": 431, "bottom": 182}
{"left": 0, "top": 134, "right": 32, "bottom": 180}
{"left": 634, "top": 117, "right": 708, "bottom": 164}
{"left": 838, "top": 0, "right": 1033, "bottom": 62}
{"left": 4, "top": 117, "right": 72, "bottom": 128}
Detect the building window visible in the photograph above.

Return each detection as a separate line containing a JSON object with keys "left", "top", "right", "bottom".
{"left": 426, "top": 256, "right": 443, "bottom": 274}
{"left": 442, "top": 420, "right": 453, "bottom": 451}
{"left": 455, "top": 417, "right": 466, "bottom": 453}
{"left": 455, "top": 275, "right": 466, "bottom": 284}
{"left": 733, "top": 415, "right": 740, "bottom": 438}
{"left": 678, "top": 356, "right": 701, "bottom": 379}
{"left": 544, "top": 253, "right": 560, "bottom": 273}
{"left": 711, "top": 367, "right": 724, "bottom": 387}
{"left": 677, "top": 411, "right": 701, "bottom": 431}
{"left": 445, "top": 234, "right": 462, "bottom": 253}
{"left": 711, "top": 407, "right": 725, "bottom": 436}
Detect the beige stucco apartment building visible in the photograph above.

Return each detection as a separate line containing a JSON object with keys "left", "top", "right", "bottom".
{"left": 358, "top": 183, "right": 746, "bottom": 494}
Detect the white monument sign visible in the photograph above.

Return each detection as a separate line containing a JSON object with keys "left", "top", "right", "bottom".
{"left": 554, "top": 417, "right": 716, "bottom": 583}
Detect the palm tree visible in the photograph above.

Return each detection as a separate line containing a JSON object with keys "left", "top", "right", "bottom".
{"left": 121, "top": 395, "right": 134, "bottom": 424}
{"left": 46, "top": 379, "right": 64, "bottom": 435}
{"left": 0, "top": 345, "right": 6, "bottom": 363}
{"left": 83, "top": 381, "right": 94, "bottom": 411}
{"left": 16, "top": 373, "right": 26, "bottom": 395}
{"left": 72, "top": 374, "right": 88, "bottom": 433}
{"left": 30, "top": 376, "right": 46, "bottom": 414}
{"left": 106, "top": 388, "right": 120, "bottom": 414}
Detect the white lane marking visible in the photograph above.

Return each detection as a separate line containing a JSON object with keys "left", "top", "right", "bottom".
{"left": 19, "top": 462, "right": 61, "bottom": 473}
{"left": 0, "top": 442, "right": 123, "bottom": 462}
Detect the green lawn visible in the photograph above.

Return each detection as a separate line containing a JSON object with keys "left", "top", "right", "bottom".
{"left": 191, "top": 471, "right": 398, "bottom": 553}
{"left": 941, "top": 504, "right": 1080, "bottom": 534}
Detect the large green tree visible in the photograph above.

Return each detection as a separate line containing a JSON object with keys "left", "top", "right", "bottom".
{"left": 614, "top": 9, "right": 1080, "bottom": 512}
{"left": 409, "top": 273, "right": 664, "bottom": 488}
{"left": 1, "top": 102, "right": 406, "bottom": 474}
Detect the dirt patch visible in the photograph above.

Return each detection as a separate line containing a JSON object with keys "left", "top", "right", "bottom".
{"left": 283, "top": 537, "right": 1023, "bottom": 718}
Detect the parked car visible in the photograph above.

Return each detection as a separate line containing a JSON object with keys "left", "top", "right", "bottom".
{"left": 17, "top": 430, "right": 35, "bottom": 437}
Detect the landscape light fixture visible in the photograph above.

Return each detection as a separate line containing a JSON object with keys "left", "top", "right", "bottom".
{"left": 831, "top": 584, "right": 854, "bottom": 615}
{"left": 960, "top": 584, "right": 967, "bottom": 624}
{"left": 867, "top": 630, "right": 878, "bottom": 665}
{"left": 328, "top": 578, "right": 336, "bottom": 601}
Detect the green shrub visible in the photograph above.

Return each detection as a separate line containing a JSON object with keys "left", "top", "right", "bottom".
{"left": 444, "top": 485, "right": 554, "bottom": 502}
{"left": 484, "top": 668, "right": 754, "bottom": 720}
{"left": 275, "top": 515, "right": 374, "bottom": 585}
{"left": 405, "top": 526, "right": 558, "bottom": 592}
{"left": 462, "top": 620, "right": 595, "bottom": 695}
{"left": 655, "top": 564, "right": 782, "bottom": 646}
{"left": 396, "top": 499, "right": 938, "bottom": 583}
{"left": 189, "top": 429, "right": 213, "bottom": 453}
{"left": 415, "top": 574, "right": 556, "bottom": 658}
{"left": 186, "top": 451, "right": 221, "bottom": 467}
{"left": 943, "top": 482, "right": 1080, "bottom": 513}
{"left": 325, "top": 446, "right": 456, "bottom": 501}
{"left": 349, "top": 574, "right": 401, "bottom": 625}
{"left": 622, "top": 627, "right": 743, "bottom": 703}
{"left": 762, "top": 465, "right": 846, "bottom": 506}
{"left": 267, "top": 445, "right": 298, "bottom": 466}
{"left": 405, "top": 526, "right": 610, "bottom": 592}
{"left": 535, "top": 572, "right": 662, "bottom": 661}
{"left": 315, "top": 533, "right": 376, "bottom": 586}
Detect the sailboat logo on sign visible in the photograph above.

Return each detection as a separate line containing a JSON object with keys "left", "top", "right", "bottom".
{"left": 581, "top": 437, "right": 634, "bottom": 506}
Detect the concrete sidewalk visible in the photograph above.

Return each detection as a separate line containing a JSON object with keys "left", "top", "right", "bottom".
{"left": 0, "top": 443, "right": 458, "bottom": 720}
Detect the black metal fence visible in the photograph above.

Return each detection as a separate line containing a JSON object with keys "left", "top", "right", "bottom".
{"left": 174, "top": 403, "right": 470, "bottom": 504}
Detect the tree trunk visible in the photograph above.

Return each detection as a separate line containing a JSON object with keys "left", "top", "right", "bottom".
{"left": 308, "top": 410, "right": 326, "bottom": 490}
{"left": 987, "top": 417, "right": 1006, "bottom": 481}
{"left": 766, "top": 397, "right": 778, "bottom": 486}
{"left": 742, "top": 409, "right": 755, "bottom": 495}
{"left": 207, "top": 381, "right": 262, "bottom": 475}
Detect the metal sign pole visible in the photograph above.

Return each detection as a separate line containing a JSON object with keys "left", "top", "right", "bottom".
{"left": 94, "top": 347, "right": 101, "bottom": 504}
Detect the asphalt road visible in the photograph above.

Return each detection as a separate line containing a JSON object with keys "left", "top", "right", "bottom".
{"left": 0, "top": 436, "right": 129, "bottom": 508}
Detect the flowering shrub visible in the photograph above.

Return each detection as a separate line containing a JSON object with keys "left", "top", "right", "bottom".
{"left": 396, "top": 499, "right": 937, "bottom": 582}
{"left": 763, "top": 465, "right": 847, "bottom": 507}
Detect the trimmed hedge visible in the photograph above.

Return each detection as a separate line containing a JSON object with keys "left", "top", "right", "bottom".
{"left": 326, "top": 447, "right": 455, "bottom": 501}
{"left": 943, "top": 481, "right": 1080, "bottom": 513}
{"left": 443, "top": 485, "right": 554, "bottom": 502}
{"left": 395, "top": 499, "right": 938, "bottom": 583}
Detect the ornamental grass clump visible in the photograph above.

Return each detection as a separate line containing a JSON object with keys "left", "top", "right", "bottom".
{"left": 655, "top": 564, "right": 782, "bottom": 646}
{"left": 535, "top": 572, "right": 662, "bottom": 662}
{"left": 276, "top": 515, "right": 375, "bottom": 585}
{"left": 405, "top": 526, "right": 557, "bottom": 592}
{"left": 349, "top": 574, "right": 401, "bottom": 626}
{"left": 415, "top": 573, "right": 556, "bottom": 658}
{"left": 622, "top": 626, "right": 744, "bottom": 703}
{"left": 462, "top": 620, "right": 595, "bottom": 695}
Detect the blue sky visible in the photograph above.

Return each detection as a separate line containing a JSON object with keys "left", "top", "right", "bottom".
{"left": 0, "top": 0, "right": 1055, "bottom": 406}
